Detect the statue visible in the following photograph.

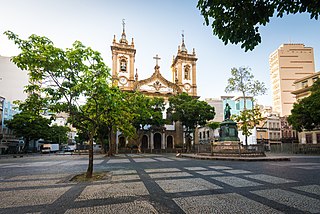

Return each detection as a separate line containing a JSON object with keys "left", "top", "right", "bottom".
{"left": 219, "top": 103, "right": 240, "bottom": 142}
{"left": 224, "top": 103, "right": 231, "bottom": 120}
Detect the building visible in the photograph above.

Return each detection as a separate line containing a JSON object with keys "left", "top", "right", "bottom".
{"left": 0, "top": 56, "right": 29, "bottom": 102}
{"left": 292, "top": 71, "right": 320, "bottom": 100}
{"left": 255, "top": 113, "right": 282, "bottom": 151}
{"left": 280, "top": 116, "right": 298, "bottom": 144}
{"left": 110, "top": 23, "right": 197, "bottom": 151}
{"left": 269, "top": 44, "right": 315, "bottom": 116}
{"left": 222, "top": 96, "right": 254, "bottom": 118}
{"left": 204, "top": 98, "right": 223, "bottom": 122}
{"left": 291, "top": 71, "right": 320, "bottom": 144}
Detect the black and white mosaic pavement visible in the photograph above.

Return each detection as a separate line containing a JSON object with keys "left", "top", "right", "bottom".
{"left": 0, "top": 154, "right": 319, "bottom": 213}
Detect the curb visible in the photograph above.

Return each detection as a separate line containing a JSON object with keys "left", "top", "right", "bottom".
{"left": 181, "top": 154, "right": 291, "bottom": 161}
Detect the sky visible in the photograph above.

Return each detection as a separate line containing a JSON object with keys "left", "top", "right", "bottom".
{"left": 1, "top": 0, "right": 320, "bottom": 106}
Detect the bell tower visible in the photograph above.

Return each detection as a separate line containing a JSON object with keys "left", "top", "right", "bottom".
{"left": 171, "top": 32, "right": 197, "bottom": 96}
{"left": 111, "top": 19, "right": 136, "bottom": 91}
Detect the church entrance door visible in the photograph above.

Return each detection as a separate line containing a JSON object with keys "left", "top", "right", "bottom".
{"left": 141, "top": 135, "right": 148, "bottom": 149}
{"left": 167, "top": 136, "right": 173, "bottom": 149}
{"left": 119, "top": 136, "right": 126, "bottom": 148}
{"left": 154, "top": 133, "right": 162, "bottom": 149}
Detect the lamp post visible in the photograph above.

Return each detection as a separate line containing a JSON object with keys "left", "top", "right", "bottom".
{"left": 0, "top": 96, "right": 5, "bottom": 138}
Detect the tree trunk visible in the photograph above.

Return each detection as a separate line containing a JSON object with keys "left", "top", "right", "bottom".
{"left": 23, "top": 138, "right": 30, "bottom": 153}
{"left": 108, "top": 127, "right": 115, "bottom": 156}
{"left": 86, "top": 133, "right": 94, "bottom": 178}
{"left": 98, "top": 135, "right": 105, "bottom": 154}
{"left": 242, "top": 92, "right": 248, "bottom": 147}
{"left": 245, "top": 135, "right": 248, "bottom": 147}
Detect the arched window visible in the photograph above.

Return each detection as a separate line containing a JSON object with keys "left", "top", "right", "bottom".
{"left": 184, "top": 65, "right": 190, "bottom": 80}
{"left": 120, "top": 59, "right": 127, "bottom": 72}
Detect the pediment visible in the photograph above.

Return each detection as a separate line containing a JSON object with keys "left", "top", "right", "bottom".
{"left": 134, "top": 65, "right": 182, "bottom": 94}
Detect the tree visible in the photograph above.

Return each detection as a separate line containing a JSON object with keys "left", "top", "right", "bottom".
{"left": 5, "top": 31, "right": 133, "bottom": 178}
{"left": 169, "top": 93, "right": 215, "bottom": 151}
{"left": 206, "top": 121, "right": 220, "bottom": 130}
{"left": 232, "top": 107, "right": 263, "bottom": 145}
{"left": 288, "top": 79, "right": 320, "bottom": 132}
{"left": 129, "top": 93, "right": 166, "bottom": 149}
{"left": 5, "top": 111, "right": 51, "bottom": 152}
{"left": 197, "top": 0, "right": 320, "bottom": 51}
{"left": 48, "top": 125, "right": 70, "bottom": 144}
{"left": 225, "top": 67, "right": 266, "bottom": 145}
{"left": 225, "top": 67, "right": 267, "bottom": 109}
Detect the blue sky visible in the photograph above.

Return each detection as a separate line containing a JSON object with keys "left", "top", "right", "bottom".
{"left": 1, "top": 0, "right": 320, "bottom": 106}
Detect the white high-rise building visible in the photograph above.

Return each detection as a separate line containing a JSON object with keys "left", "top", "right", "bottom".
{"left": 0, "top": 56, "right": 29, "bottom": 102}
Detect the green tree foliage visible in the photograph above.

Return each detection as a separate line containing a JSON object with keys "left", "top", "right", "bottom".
{"left": 197, "top": 0, "right": 320, "bottom": 51}
{"left": 4, "top": 31, "right": 134, "bottom": 178}
{"left": 48, "top": 125, "right": 70, "bottom": 144}
{"left": 225, "top": 67, "right": 267, "bottom": 109}
{"left": 169, "top": 93, "right": 215, "bottom": 151}
{"left": 225, "top": 67, "right": 266, "bottom": 145}
{"left": 130, "top": 93, "right": 165, "bottom": 130}
{"left": 129, "top": 93, "right": 166, "bottom": 148}
{"left": 232, "top": 107, "right": 263, "bottom": 145}
{"left": 206, "top": 121, "right": 220, "bottom": 130}
{"left": 288, "top": 79, "right": 320, "bottom": 132}
{"left": 5, "top": 111, "right": 51, "bottom": 152}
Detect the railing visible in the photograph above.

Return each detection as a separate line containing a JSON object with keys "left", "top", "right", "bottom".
{"left": 270, "top": 143, "right": 320, "bottom": 154}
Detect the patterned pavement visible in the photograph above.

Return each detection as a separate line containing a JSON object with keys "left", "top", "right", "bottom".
{"left": 0, "top": 154, "right": 319, "bottom": 213}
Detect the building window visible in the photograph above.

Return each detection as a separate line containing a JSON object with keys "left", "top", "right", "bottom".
{"left": 317, "top": 133, "right": 320, "bottom": 144}
{"left": 301, "top": 80, "right": 308, "bottom": 88}
{"left": 199, "top": 132, "right": 202, "bottom": 139}
{"left": 184, "top": 65, "right": 190, "bottom": 80}
{"left": 312, "top": 77, "right": 318, "bottom": 83}
{"left": 207, "top": 131, "right": 210, "bottom": 138}
{"left": 306, "top": 134, "right": 312, "bottom": 144}
{"left": 120, "top": 59, "right": 127, "bottom": 72}
{"left": 236, "top": 102, "right": 240, "bottom": 110}
{"left": 203, "top": 131, "right": 206, "bottom": 139}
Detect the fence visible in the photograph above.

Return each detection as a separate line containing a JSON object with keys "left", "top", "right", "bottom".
{"left": 270, "top": 143, "right": 320, "bottom": 154}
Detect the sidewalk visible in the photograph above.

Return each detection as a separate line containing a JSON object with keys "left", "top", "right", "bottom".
{"left": 181, "top": 153, "right": 291, "bottom": 161}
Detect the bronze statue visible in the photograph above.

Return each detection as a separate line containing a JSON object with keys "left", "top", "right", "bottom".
{"left": 224, "top": 103, "right": 231, "bottom": 120}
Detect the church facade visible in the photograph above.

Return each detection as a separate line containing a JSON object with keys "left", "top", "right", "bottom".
{"left": 111, "top": 23, "right": 198, "bottom": 152}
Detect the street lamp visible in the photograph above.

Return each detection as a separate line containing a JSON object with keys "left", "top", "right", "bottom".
{"left": 0, "top": 96, "right": 5, "bottom": 136}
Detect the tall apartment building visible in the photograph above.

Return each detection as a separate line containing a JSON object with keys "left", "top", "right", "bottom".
{"left": 0, "top": 56, "right": 29, "bottom": 102}
{"left": 269, "top": 44, "right": 315, "bottom": 116}
{"left": 204, "top": 98, "right": 224, "bottom": 122}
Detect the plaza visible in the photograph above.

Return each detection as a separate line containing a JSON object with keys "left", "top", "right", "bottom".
{"left": 0, "top": 154, "right": 319, "bottom": 213}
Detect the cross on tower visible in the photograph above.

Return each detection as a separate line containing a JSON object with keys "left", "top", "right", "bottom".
{"left": 122, "top": 19, "right": 125, "bottom": 32}
{"left": 153, "top": 54, "right": 161, "bottom": 66}
{"left": 182, "top": 30, "right": 185, "bottom": 42}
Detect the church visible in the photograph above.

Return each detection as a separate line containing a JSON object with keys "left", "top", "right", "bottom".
{"left": 110, "top": 22, "right": 198, "bottom": 152}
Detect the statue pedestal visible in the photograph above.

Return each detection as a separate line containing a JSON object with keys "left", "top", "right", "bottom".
{"left": 218, "top": 119, "right": 240, "bottom": 142}
{"left": 212, "top": 141, "right": 240, "bottom": 150}
{"left": 212, "top": 119, "right": 241, "bottom": 155}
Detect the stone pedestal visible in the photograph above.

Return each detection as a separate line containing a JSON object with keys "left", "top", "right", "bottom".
{"left": 218, "top": 119, "right": 240, "bottom": 142}
{"left": 212, "top": 141, "right": 240, "bottom": 150}
{"left": 212, "top": 119, "right": 241, "bottom": 155}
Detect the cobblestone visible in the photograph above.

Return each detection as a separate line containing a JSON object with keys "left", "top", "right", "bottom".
{"left": 156, "top": 178, "right": 222, "bottom": 193}
{"left": 174, "top": 193, "right": 283, "bottom": 214}
{"left": 0, "top": 154, "right": 319, "bottom": 213}
{"left": 251, "top": 188, "right": 320, "bottom": 213}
